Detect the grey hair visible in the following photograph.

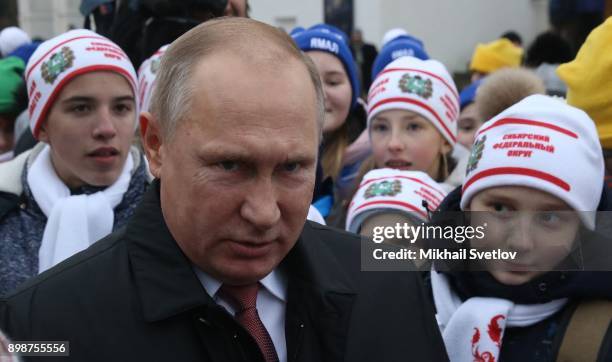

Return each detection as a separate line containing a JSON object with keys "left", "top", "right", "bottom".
{"left": 149, "top": 17, "right": 325, "bottom": 140}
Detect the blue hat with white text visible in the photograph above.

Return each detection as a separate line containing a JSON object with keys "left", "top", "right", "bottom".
{"left": 292, "top": 24, "right": 360, "bottom": 108}
{"left": 371, "top": 36, "right": 429, "bottom": 81}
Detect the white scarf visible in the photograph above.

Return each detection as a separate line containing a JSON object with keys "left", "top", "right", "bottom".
{"left": 0, "top": 150, "right": 14, "bottom": 163}
{"left": 431, "top": 268, "right": 568, "bottom": 362}
{"left": 28, "top": 145, "right": 133, "bottom": 273}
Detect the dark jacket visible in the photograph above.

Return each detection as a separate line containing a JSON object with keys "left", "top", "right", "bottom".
{"left": 0, "top": 146, "right": 148, "bottom": 297}
{"left": 0, "top": 180, "right": 448, "bottom": 362}
{"left": 428, "top": 185, "right": 612, "bottom": 362}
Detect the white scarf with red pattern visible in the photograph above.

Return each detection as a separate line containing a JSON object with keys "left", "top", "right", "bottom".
{"left": 430, "top": 269, "right": 568, "bottom": 362}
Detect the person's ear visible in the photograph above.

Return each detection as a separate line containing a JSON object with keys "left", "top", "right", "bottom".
{"left": 37, "top": 121, "right": 50, "bottom": 143}
{"left": 440, "top": 139, "right": 452, "bottom": 155}
{"left": 140, "top": 111, "right": 164, "bottom": 179}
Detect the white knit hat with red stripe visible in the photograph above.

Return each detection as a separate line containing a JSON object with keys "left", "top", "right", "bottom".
{"left": 137, "top": 44, "right": 168, "bottom": 113}
{"left": 460, "top": 94, "right": 604, "bottom": 229}
{"left": 367, "top": 56, "right": 459, "bottom": 146}
{"left": 25, "top": 29, "right": 137, "bottom": 139}
{"left": 346, "top": 168, "right": 448, "bottom": 233}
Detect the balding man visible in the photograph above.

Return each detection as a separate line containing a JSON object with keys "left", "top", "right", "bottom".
{"left": 0, "top": 18, "right": 448, "bottom": 361}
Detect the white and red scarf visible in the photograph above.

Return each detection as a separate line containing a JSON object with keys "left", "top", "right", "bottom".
{"left": 430, "top": 269, "right": 568, "bottom": 362}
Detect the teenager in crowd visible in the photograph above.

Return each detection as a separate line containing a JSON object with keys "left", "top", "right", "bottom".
{"left": 292, "top": 24, "right": 366, "bottom": 217}
{"left": 428, "top": 94, "right": 612, "bottom": 361}
{"left": 0, "top": 29, "right": 148, "bottom": 296}
{"left": 365, "top": 56, "right": 463, "bottom": 192}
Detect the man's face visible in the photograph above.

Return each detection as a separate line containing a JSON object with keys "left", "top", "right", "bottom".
{"left": 146, "top": 54, "right": 319, "bottom": 285}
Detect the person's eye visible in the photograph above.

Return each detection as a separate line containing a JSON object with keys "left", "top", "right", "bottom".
{"left": 372, "top": 123, "right": 388, "bottom": 132}
{"left": 281, "top": 162, "right": 300, "bottom": 173}
{"left": 406, "top": 123, "right": 421, "bottom": 131}
{"left": 538, "top": 212, "right": 561, "bottom": 226}
{"left": 114, "top": 103, "right": 133, "bottom": 114}
{"left": 326, "top": 77, "right": 343, "bottom": 86}
{"left": 458, "top": 119, "right": 475, "bottom": 132}
{"left": 217, "top": 161, "right": 240, "bottom": 171}
{"left": 70, "top": 104, "right": 91, "bottom": 114}
{"left": 489, "top": 202, "right": 512, "bottom": 214}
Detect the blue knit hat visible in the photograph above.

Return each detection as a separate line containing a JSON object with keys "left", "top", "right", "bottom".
{"left": 292, "top": 24, "right": 360, "bottom": 108}
{"left": 309, "top": 24, "right": 351, "bottom": 44}
{"left": 7, "top": 41, "right": 41, "bottom": 64}
{"left": 392, "top": 34, "right": 426, "bottom": 49}
{"left": 371, "top": 36, "right": 429, "bottom": 81}
{"left": 459, "top": 78, "right": 484, "bottom": 110}
{"left": 289, "top": 26, "right": 305, "bottom": 37}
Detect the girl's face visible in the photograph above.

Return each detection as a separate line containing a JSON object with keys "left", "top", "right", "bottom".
{"left": 307, "top": 51, "right": 352, "bottom": 135}
{"left": 457, "top": 103, "right": 483, "bottom": 149}
{"left": 38, "top": 71, "right": 136, "bottom": 189}
{"left": 370, "top": 109, "right": 451, "bottom": 180}
{"left": 467, "top": 186, "right": 580, "bottom": 285}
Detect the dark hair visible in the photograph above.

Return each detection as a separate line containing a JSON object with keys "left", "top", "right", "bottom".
{"left": 525, "top": 31, "right": 573, "bottom": 67}
{"left": 500, "top": 31, "right": 523, "bottom": 46}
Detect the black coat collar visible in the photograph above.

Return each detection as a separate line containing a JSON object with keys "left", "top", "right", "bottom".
{"left": 125, "top": 180, "right": 212, "bottom": 322}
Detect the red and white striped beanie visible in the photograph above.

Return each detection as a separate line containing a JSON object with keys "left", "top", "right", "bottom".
{"left": 25, "top": 29, "right": 137, "bottom": 139}
{"left": 367, "top": 56, "right": 459, "bottom": 146}
{"left": 137, "top": 44, "right": 168, "bottom": 113}
{"left": 346, "top": 168, "right": 448, "bottom": 233}
{"left": 460, "top": 94, "right": 604, "bottom": 229}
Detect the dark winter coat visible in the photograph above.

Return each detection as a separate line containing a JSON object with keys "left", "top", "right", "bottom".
{"left": 0, "top": 145, "right": 148, "bottom": 296}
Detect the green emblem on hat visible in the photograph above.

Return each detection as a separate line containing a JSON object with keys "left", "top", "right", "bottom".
{"left": 150, "top": 58, "right": 161, "bottom": 74}
{"left": 466, "top": 135, "right": 487, "bottom": 175}
{"left": 364, "top": 180, "right": 402, "bottom": 199}
{"left": 41, "top": 46, "right": 75, "bottom": 84}
{"left": 399, "top": 74, "right": 433, "bottom": 99}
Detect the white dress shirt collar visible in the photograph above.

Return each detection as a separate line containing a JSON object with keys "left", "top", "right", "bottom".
{"left": 193, "top": 267, "right": 288, "bottom": 302}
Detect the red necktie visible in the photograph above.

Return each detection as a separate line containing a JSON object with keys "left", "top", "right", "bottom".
{"left": 219, "top": 283, "right": 279, "bottom": 362}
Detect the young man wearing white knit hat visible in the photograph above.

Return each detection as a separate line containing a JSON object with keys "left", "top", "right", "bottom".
{"left": 0, "top": 29, "right": 148, "bottom": 296}
{"left": 426, "top": 94, "right": 612, "bottom": 362}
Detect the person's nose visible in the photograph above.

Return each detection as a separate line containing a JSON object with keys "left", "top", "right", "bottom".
{"left": 92, "top": 107, "right": 117, "bottom": 140}
{"left": 240, "top": 176, "right": 281, "bottom": 230}
{"left": 387, "top": 129, "right": 405, "bottom": 153}
{"left": 506, "top": 213, "right": 536, "bottom": 254}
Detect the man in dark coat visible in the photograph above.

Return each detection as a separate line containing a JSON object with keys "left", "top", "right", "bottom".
{"left": 0, "top": 17, "right": 448, "bottom": 362}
